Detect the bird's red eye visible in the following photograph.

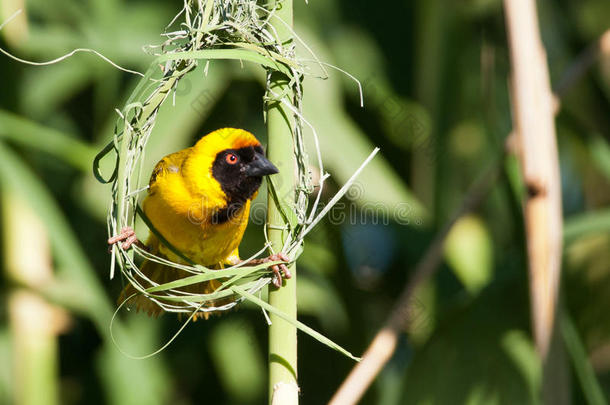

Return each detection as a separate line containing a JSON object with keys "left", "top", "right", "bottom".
{"left": 225, "top": 153, "right": 238, "bottom": 165}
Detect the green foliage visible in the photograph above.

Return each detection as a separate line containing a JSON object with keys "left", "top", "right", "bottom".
{"left": 1, "top": 0, "right": 609, "bottom": 403}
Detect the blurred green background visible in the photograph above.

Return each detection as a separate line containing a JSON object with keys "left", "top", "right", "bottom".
{"left": 1, "top": 0, "right": 610, "bottom": 404}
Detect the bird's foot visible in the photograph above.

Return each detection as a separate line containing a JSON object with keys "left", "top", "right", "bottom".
{"left": 108, "top": 226, "right": 139, "bottom": 250}
{"left": 247, "top": 253, "right": 292, "bottom": 288}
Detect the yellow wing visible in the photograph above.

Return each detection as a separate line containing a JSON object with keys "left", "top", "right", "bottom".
{"left": 148, "top": 147, "right": 192, "bottom": 195}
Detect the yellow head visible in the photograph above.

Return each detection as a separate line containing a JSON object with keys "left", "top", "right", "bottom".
{"left": 182, "top": 128, "right": 278, "bottom": 211}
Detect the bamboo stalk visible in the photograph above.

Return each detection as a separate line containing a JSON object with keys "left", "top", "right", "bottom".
{"left": 503, "top": 0, "right": 563, "bottom": 361}
{"left": 4, "top": 192, "right": 66, "bottom": 405}
{"left": 266, "top": 1, "right": 298, "bottom": 404}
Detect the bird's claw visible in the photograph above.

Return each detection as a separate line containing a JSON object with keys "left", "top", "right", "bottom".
{"left": 108, "top": 226, "right": 138, "bottom": 250}
{"left": 264, "top": 253, "right": 292, "bottom": 288}
{"left": 240, "top": 253, "right": 291, "bottom": 287}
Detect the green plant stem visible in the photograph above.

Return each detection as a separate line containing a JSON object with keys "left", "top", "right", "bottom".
{"left": 266, "top": 0, "right": 298, "bottom": 404}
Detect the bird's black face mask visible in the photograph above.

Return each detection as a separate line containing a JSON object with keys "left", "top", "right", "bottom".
{"left": 211, "top": 145, "right": 278, "bottom": 223}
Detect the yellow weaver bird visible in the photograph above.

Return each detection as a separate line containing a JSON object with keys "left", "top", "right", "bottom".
{"left": 108, "top": 128, "right": 291, "bottom": 318}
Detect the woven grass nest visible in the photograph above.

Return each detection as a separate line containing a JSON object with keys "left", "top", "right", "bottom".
{"left": 93, "top": 0, "right": 370, "bottom": 360}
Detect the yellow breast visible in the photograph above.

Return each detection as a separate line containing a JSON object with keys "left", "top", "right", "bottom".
{"left": 141, "top": 147, "right": 251, "bottom": 267}
{"left": 143, "top": 191, "right": 250, "bottom": 266}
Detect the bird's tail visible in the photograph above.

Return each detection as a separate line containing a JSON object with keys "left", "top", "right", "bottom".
{"left": 118, "top": 236, "right": 222, "bottom": 320}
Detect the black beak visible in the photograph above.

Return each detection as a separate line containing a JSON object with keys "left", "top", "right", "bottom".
{"left": 245, "top": 152, "right": 279, "bottom": 177}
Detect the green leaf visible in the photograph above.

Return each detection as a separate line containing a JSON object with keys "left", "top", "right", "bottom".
{"left": 20, "top": 61, "right": 91, "bottom": 118}
{"left": 564, "top": 209, "right": 610, "bottom": 245}
{"left": 296, "top": 274, "right": 349, "bottom": 333}
{"left": 97, "top": 317, "right": 171, "bottom": 405}
{"left": 208, "top": 319, "right": 265, "bottom": 403}
{"left": 561, "top": 314, "right": 608, "bottom": 405}
{"left": 444, "top": 215, "right": 494, "bottom": 294}
{"left": 400, "top": 279, "right": 541, "bottom": 405}
{"left": 296, "top": 27, "right": 429, "bottom": 224}
{"left": 232, "top": 285, "right": 361, "bottom": 362}
{"left": 0, "top": 110, "right": 96, "bottom": 172}
{"left": 589, "top": 135, "right": 610, "bottom": 183}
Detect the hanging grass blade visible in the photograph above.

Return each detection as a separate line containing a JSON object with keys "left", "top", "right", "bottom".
{"left": 232, "top": 285, "right": 361, "bottom": 362}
